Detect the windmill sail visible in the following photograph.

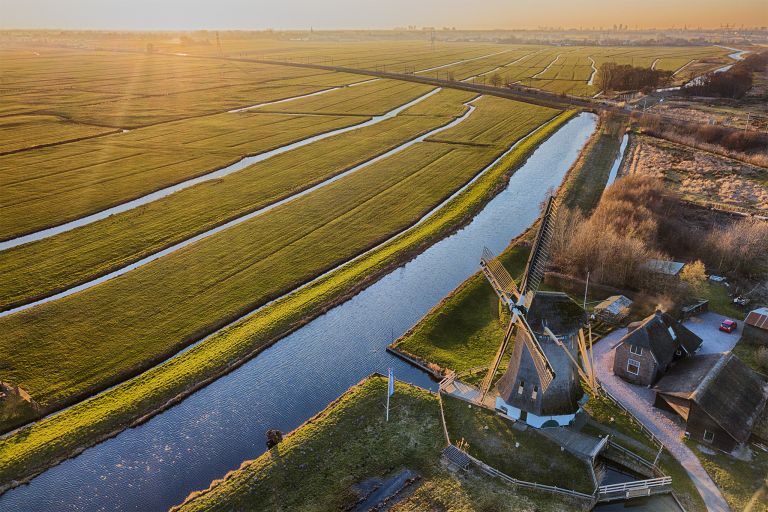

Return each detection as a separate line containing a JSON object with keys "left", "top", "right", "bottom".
{"left": 520, "top": 195, "right": 558, "bottom": 303}
{"left": 480, "top": 247, "right": 520, "bottom": 303}
{"left": 517, "top": 315, "right": 555, "bottom": 392}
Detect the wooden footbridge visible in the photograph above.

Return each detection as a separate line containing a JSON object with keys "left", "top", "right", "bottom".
{"left": 597, "top": 476, "right": 673, "bottom": 502}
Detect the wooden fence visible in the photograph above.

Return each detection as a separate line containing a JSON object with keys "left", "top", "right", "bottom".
{"left": 448, "top": 443, "right": 597, "bottom": 502}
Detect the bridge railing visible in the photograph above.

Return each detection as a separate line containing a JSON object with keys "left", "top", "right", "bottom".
{"left": 597, "top": 476, "right": 672, "bottom": 501}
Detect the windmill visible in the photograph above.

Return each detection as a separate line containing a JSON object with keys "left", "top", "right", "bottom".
{"left": 479, "top": 196, "right": 586, "bottom": 421}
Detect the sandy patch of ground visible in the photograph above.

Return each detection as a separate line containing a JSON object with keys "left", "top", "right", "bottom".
{"left": 625, "top": 135, "right": 768, "bottom": 212}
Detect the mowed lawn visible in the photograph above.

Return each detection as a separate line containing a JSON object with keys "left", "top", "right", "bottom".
{"left": 0, "top": 89, "right": 475, "bottom": 310}
{"left": 0, "top": 98, "right": 558, "bottom": 413}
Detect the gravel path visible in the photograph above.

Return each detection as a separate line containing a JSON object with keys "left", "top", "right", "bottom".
{"left": 593, "top": 323, "right": 732, "bottom": 512}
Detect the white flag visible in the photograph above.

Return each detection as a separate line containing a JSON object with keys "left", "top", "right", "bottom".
{"left": 388, "top": 368, "right": 395, "bottom": 397}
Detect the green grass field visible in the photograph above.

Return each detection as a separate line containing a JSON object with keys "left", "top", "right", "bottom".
{"left": 0, "top": 111, "right": 366, "bottom": 239}
{"left": 0, "top": 88, "right": 476, "bottom": 310}
{"left": 689, "top": 441, "right": 768, "bottom": 512}
{"left": 393, "top": 243, "right": 531, "bottom": 373}
{"left": 0, "top": 110, "right": 576, "bottom": 490}
{"left": 172, "top": 376, "right": 582, "bottom": 511}
{"left": 0, "top": 97, "right": 559, "bottom": 416}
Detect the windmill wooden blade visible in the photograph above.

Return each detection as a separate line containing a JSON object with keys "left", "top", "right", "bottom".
{"left": 480, "top": 247, "right": 521, "bottom": 304}
{"left": 479, "top": 318, "right": 516, "bottom": 400}
{"left": 516, "top": 315, "right": 555, "bottom": 392}
{"left": 545, "top": 327, "right": 598, "bottom": 395}
{"left": 520, "top": 195, "right": 558, "bottom": 306}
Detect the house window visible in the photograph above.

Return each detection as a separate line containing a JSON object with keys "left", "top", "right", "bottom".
{"left": 531, "top": 385, "right": 538, "bottom": 399}
{"left": 703, "top": 430, "right": 715, "bottom": 443}
{"left": 630, "top": 345, "right": 643, "bottom": 356}
{"left": 627, "top": 359, "right": 641, "bottom": 375}
{"left": 517, "top": 380, "right": 524, "bottom": 395}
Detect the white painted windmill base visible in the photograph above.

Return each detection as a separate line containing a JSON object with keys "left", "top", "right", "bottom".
{"left": 494, "top": 397, "right": 579, "bottom": 428}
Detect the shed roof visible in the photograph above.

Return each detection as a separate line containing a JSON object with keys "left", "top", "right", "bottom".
{"left": 653, "top": 353, "right": 723, "bottom": 399}
{"left": 746, "top": 307, "right": 768, "bottom": 330}
{"left": 594, "top": 295, "right": 633, "bottom": 316}
{"left": 644, "top": 259, "right": 686, "bottom": 276}
{"left": 616, "top": 311, "right": 702, "bottom": 368}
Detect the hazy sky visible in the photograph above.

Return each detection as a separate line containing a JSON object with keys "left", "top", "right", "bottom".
{"left": 1, "top": 0, "right": 766, "bottom": 30}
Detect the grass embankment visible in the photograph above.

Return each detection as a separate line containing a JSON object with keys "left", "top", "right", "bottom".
{"left": 0, "top": 97, "right": 558, "bottom": 420}
{"left": 0, "top": 110, "right": 577, "bottom": 490}
{"left": 688, "top": 441, "right": 768, "bottom": 512}
{"left": 393, "top": 243, "right": 531, "bottom": 373}
{"left": 173, "top": 376, "right": 582, "bottom": 511}
{"left": 391, "top": 111, "right": 623, "bottom": 372}
{"left": 442, "top": 395, "right": 594, "bottom": 493}
{"left": 0, "top": 89, "right": 475, "bottom": 310}
{"left": 1, "top": 80, "right": 436, "bottom": 240}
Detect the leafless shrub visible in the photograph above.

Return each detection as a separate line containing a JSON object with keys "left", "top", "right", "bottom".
{"left": 702, "top": 218, "right": 768, "bottom": 278}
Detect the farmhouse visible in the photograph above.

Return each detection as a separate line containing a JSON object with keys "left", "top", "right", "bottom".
{"left": 653, "top": 353, "right": 768, "bottom": 452}
{"left": 744, "top": 307, "right": 768, "bottom": 345}
{"left": 612, "top": 311, "right": 702, "bottom": 386}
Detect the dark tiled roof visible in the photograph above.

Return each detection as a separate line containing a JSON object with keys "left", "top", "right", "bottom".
{"left": 616, "top": 311, "right": 702, "bottom": 368}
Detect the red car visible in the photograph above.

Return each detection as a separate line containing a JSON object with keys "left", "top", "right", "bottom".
{"left": 719, "top": 319, "right": 737, "bottom": 333}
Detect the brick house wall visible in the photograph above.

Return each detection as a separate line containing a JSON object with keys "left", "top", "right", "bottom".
{"left": 613, "top": 343, "right": 658, "bottom": 386}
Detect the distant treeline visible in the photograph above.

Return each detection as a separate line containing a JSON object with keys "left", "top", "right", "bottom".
{"left": 595, "top": 63, "right": 673, "bottom": 91}
{"left": 683, "top": 51, "right": 768, "bottom": 99}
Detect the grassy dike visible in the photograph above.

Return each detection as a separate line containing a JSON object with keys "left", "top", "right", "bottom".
{"left": 173, "top": 376, "right": 584, "bottom": 511}
{"left": 391, "top": 111, "right": 626, "bottom": 372}
{"left": 0, "top": 110, "right": 578, "bottom": 494}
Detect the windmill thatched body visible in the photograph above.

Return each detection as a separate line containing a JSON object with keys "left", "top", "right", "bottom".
{"left": 496, "top": 292, "right": 584, "bottom": 417}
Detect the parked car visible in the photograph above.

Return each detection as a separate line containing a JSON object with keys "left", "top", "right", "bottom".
{"left": 719, "top": 319, "right": 737, "bottom": 333}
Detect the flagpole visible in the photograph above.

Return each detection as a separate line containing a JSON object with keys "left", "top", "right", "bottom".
{"left": 386, "top": 368, "right": 393, "bottom": 422}
{"left": 386, "top": 386, "right": 390, "bottom": 422}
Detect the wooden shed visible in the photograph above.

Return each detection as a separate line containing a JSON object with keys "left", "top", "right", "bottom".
{"left": 593, "top": 295, "right": 633, "bottom": 325}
